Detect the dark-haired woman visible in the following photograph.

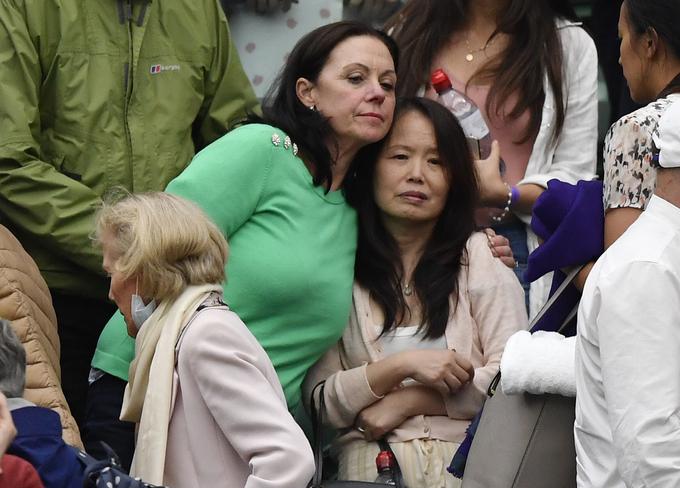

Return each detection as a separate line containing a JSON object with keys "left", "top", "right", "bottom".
{"left": 601, "top": 0, "right": 680, "bottom": 252}
{"left": 385, "top": 0, "right": 598, "bottom": 315}
{"left": 560, "top": 0, "right": 680, "bottom": 292}
{"left": 91, "top": 20, "right": 398, "bottom": 426}
{"left": 305, "top": 98, "right": 527, "bottom": 487}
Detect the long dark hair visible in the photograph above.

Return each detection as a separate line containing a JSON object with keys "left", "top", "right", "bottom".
{"left": 261, "top": 21, "right": 399, "bottom": 189}
{"left": 385, "top": 0, "right": 575, "bottom": 143}
{"left": 347, "top": 98, "right": 479, "bottom": 339}
{"left": 624, "top": 0, "right": 680, "bottom": 97}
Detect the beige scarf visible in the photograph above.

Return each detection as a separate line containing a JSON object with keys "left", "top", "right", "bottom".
{"left": 120, "top": 283, "right": 223, "bottom": 484}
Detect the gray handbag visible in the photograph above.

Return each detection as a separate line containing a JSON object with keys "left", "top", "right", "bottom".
{"left": 461, "top": 266, "right": 582, "bottom": 488}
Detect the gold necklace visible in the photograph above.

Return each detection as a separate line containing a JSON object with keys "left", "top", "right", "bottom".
{"left": 464, "top": 35, "right": 496, "bottom": 62}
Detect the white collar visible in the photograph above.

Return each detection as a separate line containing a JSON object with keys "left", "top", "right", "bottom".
{"left": 6, "top": 397, "right": 35, "bottom": 411}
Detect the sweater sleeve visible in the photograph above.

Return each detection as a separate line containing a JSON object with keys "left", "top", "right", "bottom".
{"left": 166, "top": 124, "right": 275, "bottom": 239}
{"left": 92, "top": 125, "right": 278, "bottom": 380}
{"left": 0, "top": 0, "right": 105, "bottom": 274}
{"left": 303, "top": 342, "right": 383, "bottom": 429}
{"left": 180, "top": 310, "right": 315, "bottom": 488}
{"left": 443, "top": 233, "right": 529, "bottom": 419}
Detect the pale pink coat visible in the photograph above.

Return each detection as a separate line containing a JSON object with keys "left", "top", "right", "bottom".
{"left": 164, "top": 307, "right": 315, "bottom": 488}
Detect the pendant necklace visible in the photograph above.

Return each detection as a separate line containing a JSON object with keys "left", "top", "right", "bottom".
{"left": 402, "top": 282, "right": 414, "bottom": 296}
{"left": 464, "top": 35, "right": 496, "bottom": 62}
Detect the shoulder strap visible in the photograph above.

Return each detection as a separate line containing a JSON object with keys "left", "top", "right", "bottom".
{"left": 529, "top": 264, "right": 584, "bottom": 332}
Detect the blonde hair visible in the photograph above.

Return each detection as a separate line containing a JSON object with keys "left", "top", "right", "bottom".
{"left": 95, "top": 191, "right": 228, "bottom": 302}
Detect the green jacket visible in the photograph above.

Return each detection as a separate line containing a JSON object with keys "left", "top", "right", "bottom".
{"left": 0, "top": 0, "right": 258, "bottom": 298}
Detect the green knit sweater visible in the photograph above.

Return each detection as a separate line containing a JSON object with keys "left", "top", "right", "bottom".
{"left": 92, "top": 124, "right": 357, "bottom": 410}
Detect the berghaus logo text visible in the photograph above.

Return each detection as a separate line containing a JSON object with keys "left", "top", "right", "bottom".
{"left": 150, "top": 64, "right": 180, "bottom": 74}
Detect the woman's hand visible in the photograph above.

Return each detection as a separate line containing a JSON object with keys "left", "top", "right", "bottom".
{"left": 484, "top": 228, "right": 516, "bottom": 268}
{"left": 0, "top": 393, "right": 17, "bottom": 474}
{"left": 355, "top": 393, "right": 409, "bottom": 441}
{"left": 475, "top": 141, "right": 507, "bottom": 207}
{"left": 403, "top": 349, "right": 474, "bottom": 395}
{"left": 355, "top": 386, "right": 449, "bottom": 441}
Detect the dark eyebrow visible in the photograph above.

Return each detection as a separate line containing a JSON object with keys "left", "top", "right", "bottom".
{"left": 343, "top": 63, "right": 396, "bottom": 78}
{"left": 385, "top": 144, "right": 413, "bottom": 151}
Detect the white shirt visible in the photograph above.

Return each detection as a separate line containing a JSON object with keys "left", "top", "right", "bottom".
{"left": 575, "top": 195, "right": 680, "bottom": 488}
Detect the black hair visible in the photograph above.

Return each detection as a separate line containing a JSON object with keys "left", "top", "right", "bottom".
{"left": 347, "top": 97, "right": 479, "bottom": 338}
{"left": 624, "top": 0, "right": 680, "bottom": 61}
{"left": 261, "top": 21, "right": 399, "bottom": 190}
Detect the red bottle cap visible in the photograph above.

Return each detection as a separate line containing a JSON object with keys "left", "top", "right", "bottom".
{"left": 375, "top": 450, "right": 395, "bottom": 471}
{"left": 431, "top": 68, "right": 452, "bottom": 93}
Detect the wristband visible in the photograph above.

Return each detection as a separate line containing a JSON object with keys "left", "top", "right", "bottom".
{"left": 510, "top": 185, "right": 520, "bottom": 207}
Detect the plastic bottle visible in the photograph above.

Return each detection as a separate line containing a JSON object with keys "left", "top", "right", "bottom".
{"left": 374, "top": 449, "right": 397, "bottom": 485}
{"left": 431, "top": 68, "right": 492, "bottom": 160}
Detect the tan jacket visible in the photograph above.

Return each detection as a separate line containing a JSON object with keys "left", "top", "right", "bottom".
{"left": 0, "top": 225, "right": 82, "bottom": 447}
{"left": 304, "top": 232, "right": 528, "bottom": 446}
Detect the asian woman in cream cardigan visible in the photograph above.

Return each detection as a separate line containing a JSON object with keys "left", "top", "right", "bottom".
{"left": 96, "top": 192, "right": 314, "bottom": 488}
{"left": 305, "top": 98, "right": 527, "bottom": 488}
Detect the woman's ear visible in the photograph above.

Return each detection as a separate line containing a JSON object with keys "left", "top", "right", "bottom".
{"left": 296, "top": 77, "right": 316, "bottom": 109}
{"left": 644, "top": 27, "right": 660, "bottom": 60}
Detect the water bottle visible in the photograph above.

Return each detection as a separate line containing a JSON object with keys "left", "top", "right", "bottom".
{"left": 374, "top": 449, "right": 397, "bottom": 485}
{"left": 431, "top": 68, "right": 492, "bottom": 160}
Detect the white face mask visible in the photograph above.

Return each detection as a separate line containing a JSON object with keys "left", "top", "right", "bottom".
{"left": 131, "top": 279, "right": 156, "bottom": 332}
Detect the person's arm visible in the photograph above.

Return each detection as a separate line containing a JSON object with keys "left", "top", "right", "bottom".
{"left": 167, "top": 124, "right": 275, "bottom": 239}
{"left": 192, "top": 1, "right": 260, "bottom": 150}
{"left": 181, "top": 310, "right": 315, "bottom": 488}
{"left": 355, "top": 385, "right": 446, "bottom": 441}
{"left": 442, "top": 233, "right": 528, "bottom": 419}
{"left": 596, "top": 263, "right": 680, "bottom": 486}
{"left": 304, "top": 332, "right": 473, "bottom": 429}
{"left": 573, "top": 109, "right": 654, "bottom": 291}
{"left": 476, "top": 142, "right": 546, "bottom": 215}
{"left": 569, "top": 207, "right": 643, "bottom": 290}
{"left": 0, "top": 2, "right": 106, "bottom": 273}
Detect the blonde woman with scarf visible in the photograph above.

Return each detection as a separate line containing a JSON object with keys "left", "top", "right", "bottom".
{"left": 95, "top": 192, "right": 314, "bottom": 488}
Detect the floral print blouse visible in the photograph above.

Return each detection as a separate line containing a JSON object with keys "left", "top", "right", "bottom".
{"left": 603, "top": 96, "right": 677, "bottom": 210}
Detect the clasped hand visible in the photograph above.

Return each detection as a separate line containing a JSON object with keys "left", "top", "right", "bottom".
{"left": 356, "top": 350, "right": 474, "bottom": 441}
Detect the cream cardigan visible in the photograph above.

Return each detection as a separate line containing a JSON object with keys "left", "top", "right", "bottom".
{"left": 304, "top": 232, "right": 528, "bottom": 446}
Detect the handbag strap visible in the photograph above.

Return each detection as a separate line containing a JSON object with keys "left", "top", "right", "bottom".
{"left": 487, "top": 264, "right": 584, "bottom": 397}
{"left": 310, "top": 381, "right": 326, "bottom": 488}
{"left": 309, "top": 381, "right": 405, "bottom": 488}
{"left": 529, "top": 264, "right": 584, "bottom": 331}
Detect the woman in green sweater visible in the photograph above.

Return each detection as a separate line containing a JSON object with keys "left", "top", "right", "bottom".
{"left": 85, "top": 21, "right": 399, "bottom": 466}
